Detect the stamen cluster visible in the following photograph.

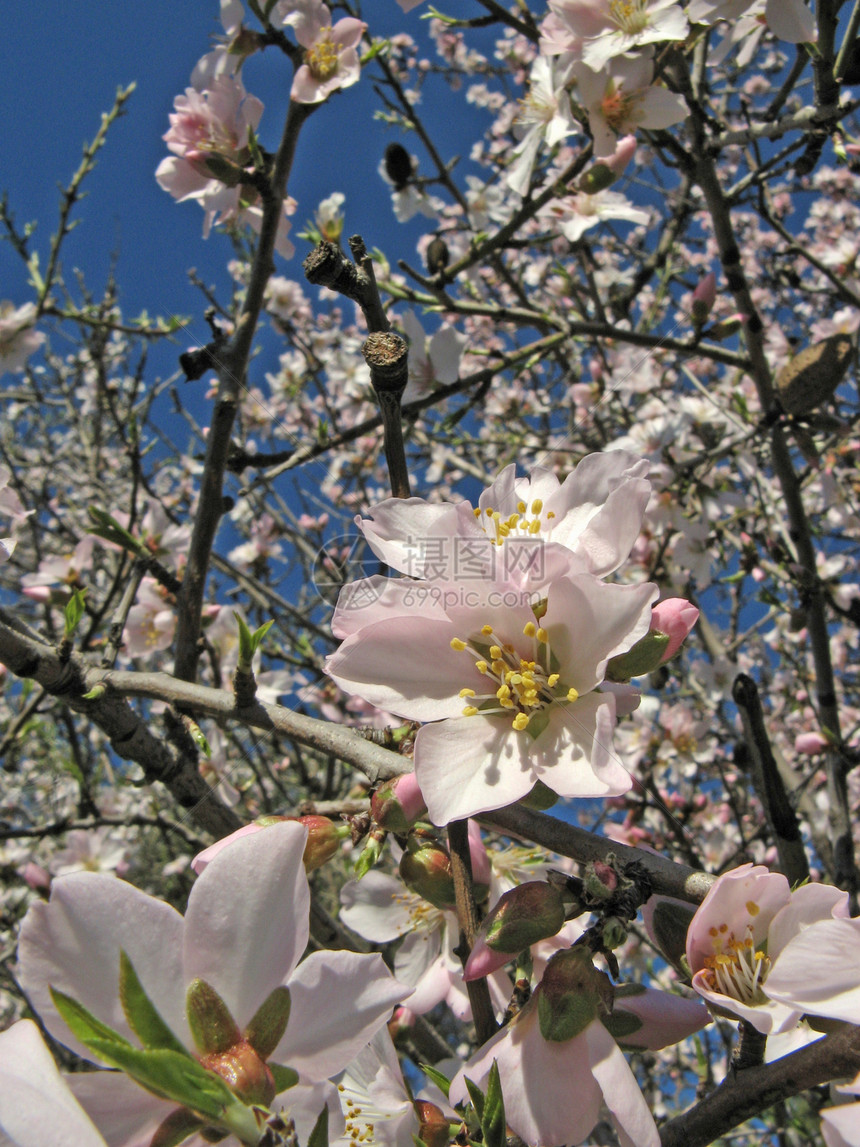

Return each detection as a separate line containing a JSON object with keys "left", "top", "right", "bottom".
{"left": 451, "top": 619, "right": 577, "bottom": 733}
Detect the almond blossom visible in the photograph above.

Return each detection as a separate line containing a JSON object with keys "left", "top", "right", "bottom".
{"left": 505, "top": 55, "right": 577, "bottom": 196}
{"left": 544, "top": 0, "right": 689, "bottom": 70}
{"left": 574, "top": 54, "right": 687, "bottom": 157}
{"left": 18, "top": 820, "right": 410, "bottom": 1146}
{"left": 327, "top": 570, "right": 657, "bottom": 824}
{"left": 285, "top": 2, "right": 367, "bottom": 105}
{"left": 340, "top": 867, "right": 511, "bottom": 1021}
{"left": 355, "top": 451, "right": 651, "bottom": 587}
{"left": 400, "top": 310, "right": 468, "bottom": 404}
{"left": 686, "top": 863, "right": 860, "bottom": 1035}
{"left": 156, "top": 74, "right": 294, "bottom": 258}
{"left": 449, "top": 948, "right": 661, "bottom": 1147}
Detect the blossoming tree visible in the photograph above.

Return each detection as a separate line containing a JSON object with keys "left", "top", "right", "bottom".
{"left": 1, "top": 0, "right": 860, "bottom": 1144}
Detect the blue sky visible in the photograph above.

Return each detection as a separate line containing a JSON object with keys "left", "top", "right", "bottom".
{"left": 1, "top": 3, "right": 492, "bottom": 362}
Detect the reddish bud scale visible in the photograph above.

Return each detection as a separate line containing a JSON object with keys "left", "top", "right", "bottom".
{"left": 414, "top": 1101, "right": 451, "bottom": 1147}
{"left": 199, "top": 1038, "right": 276, "bottom": 1106}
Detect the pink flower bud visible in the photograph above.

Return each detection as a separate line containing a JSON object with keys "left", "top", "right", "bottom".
{"left": 19, "top": 861, "right": 51, "bottom": 892}
{"left": 794, "top": 731, "right": 829, "bottom": 755}
{"left": 649, "top": 598, "right": 699, "bottom": 661}
{"left": 371, "top": 772, "right": 427, "bottom": 832}
{"left": 465, "top": 882, "right": 565, "bottom": 981}
{"left": 606, "top": 134, "right": 637, "bottom": 174}
{"left": 691, "top": 272, "right": 717, "bottom": 326}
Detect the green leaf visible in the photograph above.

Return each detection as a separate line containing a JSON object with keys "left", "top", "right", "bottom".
{"left": 270, "top": 1063, "right": 300, "bottom": 1093}
{"left": 234, "top": 614, "right": 273, "bottom": 671}
{"left": 185, "top": 719, "right": 211, "bottom": 758}
{"left": 481, "top": 1062, "right": 506, "bottom": 1147}
{"left": 50, "top": 986, "right": 133, "bottom": 1052}
{"left": 306, "top": 1103, "right": 329, "bottom": 1147}
{"left": 463, "top": 1076, "right": 484, "bottom": 1123}
{"left": 85, "top": 1039, "right": 235, "bottom": 1122}
{"left": 63, "top": 588, "right": 87, "bottom": 639}
{"left": 87, "top": 506, "right": 142, "bottom": 554}
{"left": 119, "top": 950, "right": 189, "bottom": 1055}
{"left": 420, "top": 1064, "right": 451, "bottom": 1100}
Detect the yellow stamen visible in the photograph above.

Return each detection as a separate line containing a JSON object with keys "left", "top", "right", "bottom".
{"left": 451, "top": 638, "right": 467, "bottom": 651}
{"left": 512, "top": 713, "right": 530, "bottom": 731}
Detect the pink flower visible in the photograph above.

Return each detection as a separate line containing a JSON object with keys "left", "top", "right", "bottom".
{"left": 286, "top": 2, "right": 367, "bottom": 104}
{"left": 156, "top": 74, "right": 295, "bottom": 258}
{"left": 327, "top": 571, "right": 657, "bottom": 824}
{"left": 686, "top": 863, "right": 858, "bottom": 1034}
{"left": 356, "top": 452, "right": 651, "bottom": 587}
{"left": 450, "top": 949, "right": 660, "bottom": 1147}
{"left": 574, "top": 55, "right": 687, "bottom": 157}
{"left": 794, "top": 731, "right": 830, "bottom": 755}
{"left": 0, "top": 301, "right": 45, "bottom": 376}
{"left": 19, "top": 821, "right": 410, "bottom": 1146}
{"left": 546, "top": 0, "right": 689, "bottom": 70}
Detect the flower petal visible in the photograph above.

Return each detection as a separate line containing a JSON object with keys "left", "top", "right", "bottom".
{"left": 0, "top": 1021, "right": 107, "bottom": 1147}
{"left": 766, "top": 918, "right": 860, "bottom": 1024}
{"left": 415, "top": 716, "right": 538, "bottom": 824}
{"left": 19, "top": 873, "right": 186, "bottom": 1060}
{"left": 586, "top": 1020, "right": 660, "bottom": 1147}
{"left": 278, "top": 951, "right": 410, "bottom": 1080}
{"left": 183, "top": 819, "right": 310, "bottom": 1030}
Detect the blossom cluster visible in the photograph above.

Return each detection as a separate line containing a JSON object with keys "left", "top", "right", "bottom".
{"left": 327, "top": 451, "right": 697, "bottom": 826}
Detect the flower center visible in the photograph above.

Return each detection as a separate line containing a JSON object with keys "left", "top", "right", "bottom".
{"left": 392, "top": 888, "right": 444, "bottom": 934}
{"left": 306, "top": 31, "right": 339, "bottom": 81}
{"left": 609, "top": 0, "right": 649, "bottom": 34}
{"left": 701, "top": 920, "right": 771, "bottom": 1005}
{"left": 451, "top": 620, "right": 578, "bottom": 734}
{"left": 473, "top": 498, "right": 556, "bottom": 546}
{"left": 600, "top": 85, "right": 634, "bottom": 133}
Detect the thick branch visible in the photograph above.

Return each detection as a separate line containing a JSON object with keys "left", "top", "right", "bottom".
{"left": 0, "top": 617, "right": 241, "bottom": 837}
{"left": 660, "top": 1023, "right": 860, "bottom": 1147}
{"left": 480, "top": 805, "right": 715, "bottom": 905}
